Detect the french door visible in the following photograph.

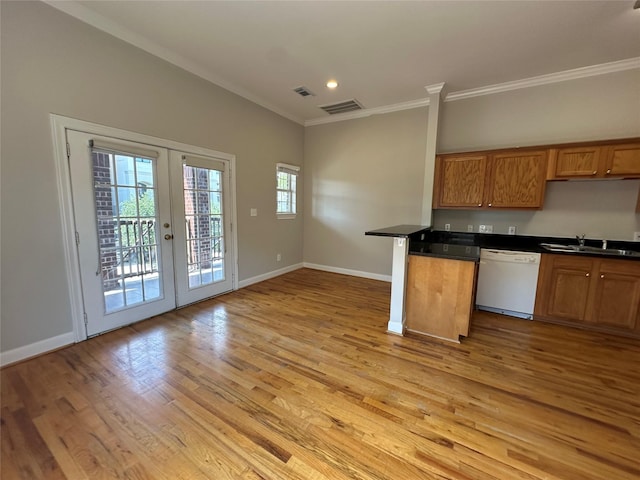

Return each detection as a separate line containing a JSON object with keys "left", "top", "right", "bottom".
{"left": 170, "top": 151, "right": 233, "bottom": 305}
{"left": 67, "top": 130, "right": 234, "bottom": 337}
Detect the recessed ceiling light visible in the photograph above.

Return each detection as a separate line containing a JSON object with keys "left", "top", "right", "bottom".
{"left": 326, "top": 80, "right": 338, "bottom": 89}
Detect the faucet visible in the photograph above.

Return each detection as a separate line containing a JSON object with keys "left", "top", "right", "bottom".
{"left": 576, "top": 234, "right": 586, "bottom": 247}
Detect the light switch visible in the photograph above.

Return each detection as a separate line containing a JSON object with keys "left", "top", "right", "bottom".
{"left": 250, "top": 208, "right": 257, "bottom": 217}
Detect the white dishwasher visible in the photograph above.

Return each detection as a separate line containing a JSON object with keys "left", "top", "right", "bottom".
{"left": 476, "top": 249, "right": 541, "bottom": 320}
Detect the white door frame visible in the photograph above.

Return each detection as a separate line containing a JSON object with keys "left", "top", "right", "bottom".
{"left": 50, "top": 114, "right": 239, "bottom": 342}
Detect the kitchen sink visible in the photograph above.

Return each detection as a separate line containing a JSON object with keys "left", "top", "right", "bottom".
{"left": 539, "top": 243, "right": 640, "bottom": 257}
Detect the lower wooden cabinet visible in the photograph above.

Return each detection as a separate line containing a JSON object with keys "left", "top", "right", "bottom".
{"left": 534, "top": 254, "right": 640, "bottom": 335}
{"left": 405, "top": 255, "right": 477, "bottom": 342}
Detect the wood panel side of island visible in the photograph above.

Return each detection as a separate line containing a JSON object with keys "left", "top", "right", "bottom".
{"left": 405, "top": 255, "right": 477, "bottom": 342}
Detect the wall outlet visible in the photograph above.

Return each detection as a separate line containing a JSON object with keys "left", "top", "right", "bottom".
{"left": 508, "top": 226, "right": 517, "bottom": 235}
{"left": 276, "top": 253, "right": 282, "bottom": 262}
{"left": 467, "top": 224, "right": 474, "bottom": 232}
{"left": 485, "top": 225, "right": 493, "bottom": 233}
{"left": 479, "top": 225, "right": 493, "bottom": 234}
{"left": 250, "top": 208, "right": 258, "bottom": 217}
{"left": 444, "top": 223, "right": 451, "bottom": 231}
{"left": 634, "top": 232, "right": 640, "bottom": 242}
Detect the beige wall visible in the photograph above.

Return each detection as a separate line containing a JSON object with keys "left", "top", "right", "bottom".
{"left": 434, "top": 69, "right": 640, "bottom": 241}
{"left": 304, "top": 69, "right": 640, "bottom": 280}
{"left": 1, "top": 1, "right": 304, "bottom": 352}
{"left": 303, "top": 109, "right": 428, "bottom": 276}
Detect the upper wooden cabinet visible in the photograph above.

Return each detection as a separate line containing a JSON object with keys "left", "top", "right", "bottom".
{"left": 548, "top": 141, "right": 640, "bottom": 179}
{"left": 433, "top": 149, "right": 547, "bottom": 209}
{"left": 487, "top": 151, "right": 547, "bottom": 208}
{"left": 434, "top": 154, "right": 487, "bottom": 208}
{"left": 606, "top": 143, "right": 640, "bottom": 176}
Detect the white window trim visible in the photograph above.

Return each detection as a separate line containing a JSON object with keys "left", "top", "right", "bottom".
{"left": 276, "top": 162, "right": 300, "bottom": 219}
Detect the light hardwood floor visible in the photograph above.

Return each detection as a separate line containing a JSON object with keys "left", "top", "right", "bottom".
{"left": 2, "top": 268, "right": 639, "bottom": 479}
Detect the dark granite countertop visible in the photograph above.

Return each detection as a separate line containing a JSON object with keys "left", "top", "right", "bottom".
{"left": 365, "top": 224, "right": 431, "bottom": 238}
{"left": 408, "top": 230, "right": 640, "bottom": 262}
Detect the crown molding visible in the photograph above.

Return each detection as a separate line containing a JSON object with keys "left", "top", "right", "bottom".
{"left": 42, "top": 1, "right": 640, "bottom": 126}
{"left": 43, "top": 0, "right": 305, "bottom": 125}
{"left": 425, "top": 82, "right": 446, "bottom": 96}
{"left": 445, "top": 57, "right": 640, "bottom": 102}
{"left": 305, "top": 98, "right": 429, "bottom": 126}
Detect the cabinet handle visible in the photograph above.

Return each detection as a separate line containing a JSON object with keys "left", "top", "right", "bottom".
{"left": 488, "top": 203, "right": 492, "bottom": 207}
{"left": 478, "top": 203, "right": 482, "bottom": 207}
{"left": 586, "top": 273, "right": 590, "bottom": 277}
{"left": 606, "top": 169, "right": 611, "bottom": 174}
{"left": 592, "top": 171, "right": 597, "bottom": 175}
{"left": 600, "top": 274, "right": 605, "bottom": 279}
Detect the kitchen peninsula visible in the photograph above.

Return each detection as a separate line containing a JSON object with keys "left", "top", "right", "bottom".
{"left": 367, "top": 227, "right": 640, "bottom": 342}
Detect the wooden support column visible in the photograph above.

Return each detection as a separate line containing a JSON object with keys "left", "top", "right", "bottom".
{"left": 421, "top": 82, "right": 446, "bottom": 226}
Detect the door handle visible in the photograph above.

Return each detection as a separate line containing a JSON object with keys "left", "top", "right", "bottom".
{"left": 164, "top": 234, "right": 174, "bottom": 240}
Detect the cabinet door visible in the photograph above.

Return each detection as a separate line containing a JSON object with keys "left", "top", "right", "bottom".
{"left": 591, "top": 260, "right": 640, "bottom": 330}
{"left": 551, "top": 146, "right": 601, "bottom": 178}
{"left": 487, "top": 151, "right": 547, "bottom": 208}
{"left": 602, "top": 143, "right": 640, "bottom": 177}
{"left": 433, "top": 155, "right": 487, "bottom": 208}
{"left": 535, "top": 255, "right": 595, "bottom": 323}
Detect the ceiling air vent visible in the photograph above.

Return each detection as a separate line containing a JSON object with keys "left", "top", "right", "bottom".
{"left": 318, "top": 99, "right": 363, "bottom": 115}
{"left": 293, "top": 86, "right": 315, "bottom": 97}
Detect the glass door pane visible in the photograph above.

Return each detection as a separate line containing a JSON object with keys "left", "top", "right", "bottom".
{"left": 183, "top": 166, "right": 225, "bottom": 288}
{"left": 93, "top": 151, "right": 161, "bottom": 312}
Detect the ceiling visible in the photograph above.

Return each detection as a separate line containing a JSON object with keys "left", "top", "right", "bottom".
{"left": 48, "top": 1, "right": 640, "bottom": 125}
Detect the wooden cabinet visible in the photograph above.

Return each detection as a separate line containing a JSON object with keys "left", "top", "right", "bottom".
{"left": 592, "top": 260, "right": 640, "bottom": 330}
{"left": 487, "top": 151, "right": 547, "bottom": 208}
{"left": 405, "top": 255, "right": 477, "bottom": 342}
{"left": 549, "top": 146, "right": 601, "bottom": 177}
{"left": 534, "top": 255, "right": 594, "bottom": 323}
{"left": 605, "top": 142, "right": 640, "bottom": 176}
{"left": 548, "top": 141, "right": 640, "bottom": 179}
{"left": 534, "top": 254, "right": 640, "bottom": 336}
{"left": 433, "top": 149, "right": 547, "bottom": 210}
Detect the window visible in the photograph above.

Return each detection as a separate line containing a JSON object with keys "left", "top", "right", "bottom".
{"left": 276, "top": 163, "right": 300, "bottom": 218}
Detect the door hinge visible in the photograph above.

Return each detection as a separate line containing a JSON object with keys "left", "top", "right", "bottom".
{"left": 66, "top": 142, "right": 71, "bottom": 159}
{"left": 75, "top": 231, "right": 80, "bottom": 245}
{"left": 83, "top": 312, "right": 88, "bottom": 326}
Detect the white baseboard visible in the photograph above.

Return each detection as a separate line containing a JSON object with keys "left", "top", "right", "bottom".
{"left": 1, "top": 263, "right": 386, "bottom": 366}
{"left": 303, "top": 263, "right": 391, "bottom": 282}
{"left": 238, "top": 263, "right": 304, "bottom": 288}
{"left": 1, "top": 331, "right": 75, "bottom": 367}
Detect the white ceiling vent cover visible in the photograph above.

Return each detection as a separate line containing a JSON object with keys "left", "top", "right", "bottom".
{"left": 319, "top": 99, "right": 364, "bottom": 115}
{"left": 293, "top": 86, "right": 315, "bottom": 97}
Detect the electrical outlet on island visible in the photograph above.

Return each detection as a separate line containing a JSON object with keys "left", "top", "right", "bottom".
{"left": 444, "top": 223, "right": 451, "bottom": 231}
{"left": 634, "top": 232, "right": 640, "bottom": 242}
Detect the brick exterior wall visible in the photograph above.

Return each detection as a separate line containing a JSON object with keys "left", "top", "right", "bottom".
{"left": 183, "top": 167, "right": 212, "bottom": 269}
{"left": 92, "top": 152, "right": 119, "bottom": 289}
